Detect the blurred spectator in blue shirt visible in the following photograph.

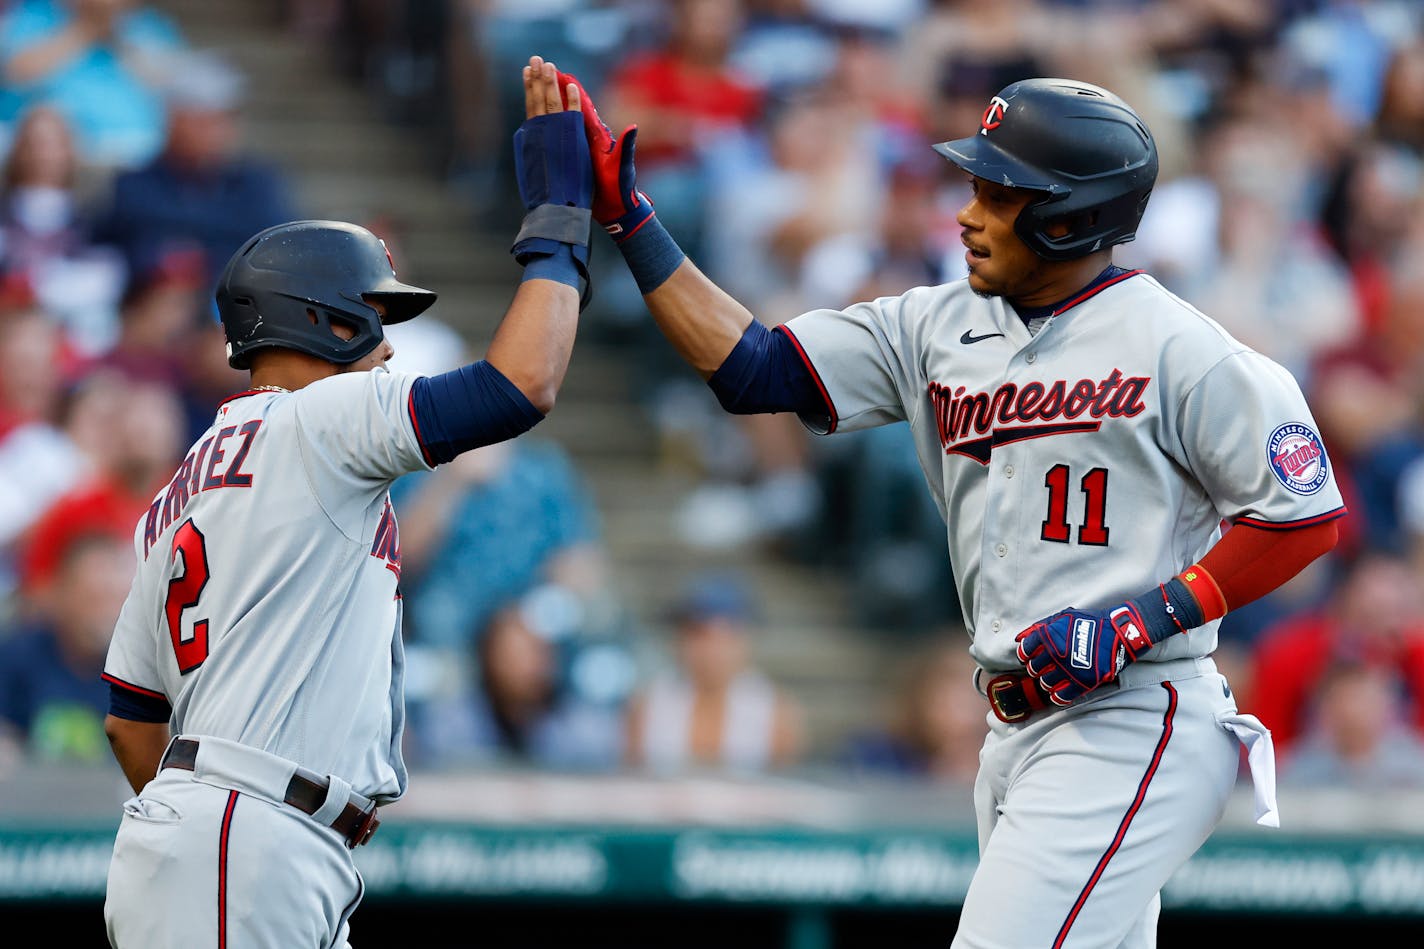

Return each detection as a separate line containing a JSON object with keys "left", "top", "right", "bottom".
{"left": 92, "top": 47, "right": 297, "bottom": 294}
{"left": 0, "top": 0, "right": 185, "bottom": 168}
{"left": 0, "top": 529, "right": 133, "bottom": 763}
{"left": 396, "top": 436, "right": 609, "bottom": 653}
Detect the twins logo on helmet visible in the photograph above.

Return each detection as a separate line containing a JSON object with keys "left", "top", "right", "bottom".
{"left": 980, "top": 96, "right": 1009, "bottom": 133}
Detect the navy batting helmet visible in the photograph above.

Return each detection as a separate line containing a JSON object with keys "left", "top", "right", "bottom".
{"left": 934, "top": 78, "right": 1158, "bottom": 261}
{"left": 216, "top": 220, "right": 437, "bottom": 370}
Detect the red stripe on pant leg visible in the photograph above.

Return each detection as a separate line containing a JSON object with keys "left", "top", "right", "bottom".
{"left": 219, "top": 791, "right": 239, "bottom": 949}
{"left": 1053, "top": 682, "right": 1178, "bottom": 949}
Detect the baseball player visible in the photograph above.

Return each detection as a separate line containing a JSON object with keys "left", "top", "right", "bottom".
{"left": 563, "top": 70, "right": 1346, "bottom": 947}
{"left": 99, "top": 58, "right": 591, "bottom": 948}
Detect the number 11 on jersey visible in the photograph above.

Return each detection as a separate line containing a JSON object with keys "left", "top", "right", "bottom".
{"left": 1042, "top": 464, "right": 1110, "bottom": 546}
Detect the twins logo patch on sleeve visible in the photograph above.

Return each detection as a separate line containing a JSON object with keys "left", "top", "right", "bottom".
{"left": 1267, "top": 422, "right": 1329, "bottom": 495}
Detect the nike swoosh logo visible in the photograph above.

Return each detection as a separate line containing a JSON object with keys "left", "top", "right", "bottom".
{"left": 960, "top": 329, "right": 1006, "bottom": 344}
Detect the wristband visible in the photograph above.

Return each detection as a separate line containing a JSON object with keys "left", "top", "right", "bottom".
{"left": 521, "top": 242, "right": 580, "bottom": 290}
{"left": 618, "top": 214, "right": 686, "bottom": 294}
{"left": 1125, "top": 576, "right": 1206, "bottom": 644}
{"left": 1177, "top": 563, "right": 1227, "bottom": 622}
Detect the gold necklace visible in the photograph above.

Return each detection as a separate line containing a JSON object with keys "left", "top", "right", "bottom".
{"left": 250, "top": 385, "right": 290, "bottom": 393}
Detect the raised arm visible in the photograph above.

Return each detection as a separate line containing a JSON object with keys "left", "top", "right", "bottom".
{"left": 400, "top": 57, "right": 597, "bottom": 466}
{"left": 485, "top": 56, "right": 591, "bottom": 411}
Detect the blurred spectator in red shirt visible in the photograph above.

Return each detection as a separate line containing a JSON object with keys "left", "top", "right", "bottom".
{"left": 1249, "top": 548, "right": 1424, "bottom": 755}
{"left": 601, "top": 0, "right": 761, "bottom": 259}
{"left": 86, "top": 239, "right": 229, "bottom": 441}
{"left": 606, "top": 0, "right": 760, "bottom": 169}
{"left": 1309, "top": 261, "right": 1424, "bottom": 555}
{"left": 16, "top": 374, "right": 182, "bottom": 603}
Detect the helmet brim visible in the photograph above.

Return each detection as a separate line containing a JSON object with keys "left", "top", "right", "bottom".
{"left": 364, "top": 282, "right": 437, "bottom": 325}
{"left": 933, "top": 137, "right": 1069, "bottom": 196}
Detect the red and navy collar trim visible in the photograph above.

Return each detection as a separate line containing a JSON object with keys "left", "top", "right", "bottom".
{"left": 216, "top": 389, "right": 279, "bottom": 410}
{"left": 1011, "top": 266, "right": 1144, "bottom": 326}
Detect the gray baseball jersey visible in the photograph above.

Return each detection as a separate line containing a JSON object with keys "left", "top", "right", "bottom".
{"left": 103, "top": 368, "right": 431, "bottom": 948}
{"left": 105, "top": 368, "right": 430, "bottom": 798}
{"left": 783, "top": 270, "right": 1344, "bottom": 670}
{"left": 782, "top": 269, "right": 1343, "bottom": 947}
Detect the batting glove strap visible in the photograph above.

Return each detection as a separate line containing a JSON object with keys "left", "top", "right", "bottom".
{"left": 1107, "top": 602, "right": 1156, "bottom": 662}
{"left": 602, "top": 188, "right": 657, "bottom": 243}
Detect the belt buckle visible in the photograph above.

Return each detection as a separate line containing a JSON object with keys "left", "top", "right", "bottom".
{"left": 348, "top": 801, "right": 380, "bottom": 849}
{"left": 986, "top": 674, "right": 1032, "bottom": 724}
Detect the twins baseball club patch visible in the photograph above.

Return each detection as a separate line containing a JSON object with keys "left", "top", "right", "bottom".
{"left": 1267, "top": 423, "right": 1329, "bottom": 495}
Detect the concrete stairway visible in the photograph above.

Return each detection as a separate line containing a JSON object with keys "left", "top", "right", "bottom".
{"left": 150, "top": 0, "right": 900, "bottom": 758}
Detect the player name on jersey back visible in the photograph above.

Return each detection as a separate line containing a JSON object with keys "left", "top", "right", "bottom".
{"left": 142, "top": 419, "right": 262, "bottom": 558}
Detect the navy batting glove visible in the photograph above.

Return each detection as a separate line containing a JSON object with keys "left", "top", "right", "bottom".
{"left": 559, "top": 70, "right": 656, "bottom": 242}
{"left": 1015, "top": 603, "right": 1157, "bottom": 705}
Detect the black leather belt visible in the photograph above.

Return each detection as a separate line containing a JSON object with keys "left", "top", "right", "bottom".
{"left": 983, "top": 673, "right": 1055, "bottom": 724}
{"left": 160, "top": 738, "right": 380, "bottom": 848}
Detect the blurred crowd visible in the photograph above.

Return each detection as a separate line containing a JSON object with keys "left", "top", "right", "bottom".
{"left": 4, "top": 0, "right": 1424, "bottom": 800}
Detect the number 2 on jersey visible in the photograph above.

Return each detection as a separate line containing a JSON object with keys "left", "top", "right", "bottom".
{"left": 166, "top": 519, "right": 211, "bottom": 673}
{"left": 1042, "top": 465, "right": 1110, "bottom": 546}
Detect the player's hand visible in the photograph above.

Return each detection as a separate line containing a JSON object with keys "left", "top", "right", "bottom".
{"left": 510, "top": 56, "right": 592, "bottom": 270}
{"left": 523, "top": 55, "right": 580, "bottom": 120}
{"left": 556, "top": 69, "right": 655, "bottom": 243}
{"left": 1014, "top": 603, "right": 1158, "bottom": 705}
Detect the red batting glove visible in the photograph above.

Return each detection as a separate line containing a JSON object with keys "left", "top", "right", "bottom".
{"left": 557, "top": 70, "right": 655, "bottom": 241}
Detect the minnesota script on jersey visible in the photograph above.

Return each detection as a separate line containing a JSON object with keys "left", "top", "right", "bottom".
{"left": 782, "top": 271, "right": 1345, "bottom": 672}
{"left": 103, "top": 369, "right": 433, "bottom": 803}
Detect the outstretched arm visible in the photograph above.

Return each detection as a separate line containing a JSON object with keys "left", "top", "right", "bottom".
{"left": 558, "top": 70, "right": 826, "bottom": 420}
{"left": 551, "top": 71, "right": 751, "bottom": 377}
{"left": 638, "top": 257, "right": 755, "bottom": 380}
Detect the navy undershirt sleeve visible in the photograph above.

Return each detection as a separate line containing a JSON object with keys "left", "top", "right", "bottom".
{"left": 707, "top": 321, "right": 827, "bottom": 417}
{"left": 409, "top": 361, "right": 546, "bottom": 464}
{"left": 108, "top": 682, "right": 172, "bottom": 723}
